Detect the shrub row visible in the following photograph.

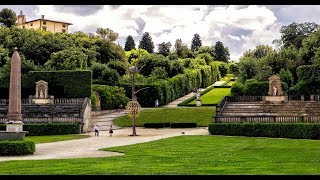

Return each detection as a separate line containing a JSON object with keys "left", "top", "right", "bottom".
{"left": 0, "top": 70, "right": 92, "bottom": 98}
{"left": 0, "top": 123, "right": 81, "bottom": 136}
{"left": 0, "top": 140, "right": 35, "bottom": 156}
{"left": 231, "top": 81, "right": 289, "bottom": 96}
{"left": 208, "top": 123, "right": 320, "bottom": 139}
{"left": 120, "top": 64, "right": 219, "bottom": 107}
{"left": 144, "top": 122, "right": 197, "bottom": 128}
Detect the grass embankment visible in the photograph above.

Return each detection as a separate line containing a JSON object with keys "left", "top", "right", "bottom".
{"left": 114, "top": 107, "right": 215, "bottom": 127}
{"left": 188, "top": 88, "right": 231, "bottom": 105}
{"left": 25, "top": 134, "right": 90, "bottom": 144}
{"left": 1, "top": 135, "right": 320, "bottom": 174}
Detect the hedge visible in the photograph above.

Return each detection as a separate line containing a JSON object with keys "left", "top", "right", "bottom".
{"left": 208, "top": 123, "right": 320, "bottom": 139}
{"left": 92, "top": 84, "right": 129, "bottom": 110}
{"left": 0, "top": 140, "right": 35, "bottom": 156}
{"left": 0, "top": 70, "right": 92, "bottom": 98}
{"left": 144, "top": 123, "right": 196, "bottom": 128}
{"left": 0, "top": 123, "right": 81, "bottom": 136}
{"left": 119, "top": 65, "right": 219, "bottom": 107}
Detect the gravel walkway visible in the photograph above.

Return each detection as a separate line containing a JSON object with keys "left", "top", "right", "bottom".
{"left": 0, "top": 127, "right": 209, "bottom": 162}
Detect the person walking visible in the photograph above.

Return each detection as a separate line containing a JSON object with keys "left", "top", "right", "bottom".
{"left": 109, "top": 125, "right": 114, "bottom": 137}
{"left": 94, "top": 125, "right": 99, "bottom": 136}
{"left": 155, "top": 99, "right": 159, "bottom": 108}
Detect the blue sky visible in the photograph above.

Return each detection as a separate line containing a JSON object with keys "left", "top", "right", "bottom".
{"left": 1, "top": 5, "right": 320, "bottom": 61}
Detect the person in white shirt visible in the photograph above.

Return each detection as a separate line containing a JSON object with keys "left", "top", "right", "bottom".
{"left": 94, "top": 125, "right": 99, "bottom": 136}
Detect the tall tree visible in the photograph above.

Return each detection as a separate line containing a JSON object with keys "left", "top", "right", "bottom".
{"left": 191, "top": 33, "right": 202, "bottom": 51}
{"left": 96, "top": 27, "right": 119, "bottom": 41}
{"left": 214, "top": 41, "right": 230, "bottom": 63}
{"left": 0, "top": 8, "right": 17, "bottom": 27}
{"left": 158, "top": 42, "right": 172, "bottom": 56}
{"left": 124, "top": 35, "right": 136, "bottom": 51}
{"left": 274, "top": 22, "right": 319, "bottom": 49}
{"left": 174, "top": 39, "right": 191, "bottom": 58}
{"left": 138, "top": 32, "right": 154, "bottom": 53}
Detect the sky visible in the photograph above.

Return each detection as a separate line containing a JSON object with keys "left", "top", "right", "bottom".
{"left": 1, "top": 5, "right": 320, "bottom": 61}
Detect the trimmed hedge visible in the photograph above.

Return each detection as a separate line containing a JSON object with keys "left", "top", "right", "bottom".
{"left": 0, "top": 140, "right": 35, "bottom": 156}
{"left": 0, "top": 70, "right": 92, "bottom": 98}
{"left": 144, "top": 123, "right": 197, "bottom": 128}
{"left": 144, "top": 123, "right": 165, "bottom": 128}
{"left": 170, "top": 123, "right": 197, "bottom": 128}
{"left": 0, "top": 123, "right": 80, "bottom": 136}
{"left": 208, "top": 123, "right": 320, "bottom": 139}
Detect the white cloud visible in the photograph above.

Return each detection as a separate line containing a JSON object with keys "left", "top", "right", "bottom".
{"left": 228, "top": 35, "right": 240, "bottom": 41}
{"left": 32, "top": 5, "right": 283, "bottom": 61}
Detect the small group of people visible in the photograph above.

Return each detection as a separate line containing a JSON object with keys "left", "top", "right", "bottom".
{"left": 93, "top": 125, "right": 113, "bottom": 137}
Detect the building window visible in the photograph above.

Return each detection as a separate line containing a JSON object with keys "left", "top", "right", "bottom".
{"left": 62, "top": 24, "right": 66, "bottom": 28}
{"left": 62, "top": 29, "right": 66, "bottom": 33}
{"left": 43, "top": 21, "right": 46, "bottom": 25}
{"left": 31, "top": 23, "right": 33, "bottom": 26}
{"left": 43, "top": 27, "right": 47, "bottom": 31}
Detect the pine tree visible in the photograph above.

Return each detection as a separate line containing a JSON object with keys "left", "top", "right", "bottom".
{"left": 124, "top": 35, "right": 136, "bottom": 51}
{"left": 214, "top": 41, "right": 230, "bottom": 63}
{"left": 191, "top": 33, "right": 202, "bottom": 51}
{"left": 138, "top": 32, "right": 154, "bottom": 53}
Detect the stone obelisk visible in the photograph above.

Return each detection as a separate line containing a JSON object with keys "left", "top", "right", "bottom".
{"left": 6, "top": 47, "right": 23, "bottom": 132}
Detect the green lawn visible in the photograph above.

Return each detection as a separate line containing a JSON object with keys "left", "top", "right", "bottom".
{"left": 25, "top": 134, "right": 90, "bottom": 144}
{"left": 1, "top": 135, "right": 320, "bottom": 175}
{"left": 114, "top": 107, "right": 215, "bottom": 127}
{"left": 188, "top": 88, "right": 231, "bottom": 105}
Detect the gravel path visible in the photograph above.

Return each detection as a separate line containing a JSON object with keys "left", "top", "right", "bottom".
{"left": 0, "top": 127, "right": 209, "bottom": 162}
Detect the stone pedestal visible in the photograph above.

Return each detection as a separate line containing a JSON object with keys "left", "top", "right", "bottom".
{"left": 1, "top": 121, "right": 28, "bottom": 140}
{"left": 6, "top": 121, "right": 24, "bottom": 132}
{"left": 32, "top": 98, "right": 52, "bottom": 104}
{"left": 196, "top": 100, "right": 202, "bottom": 106}
{"left": 264, "top": 96, "right": 288, "bottom": 102}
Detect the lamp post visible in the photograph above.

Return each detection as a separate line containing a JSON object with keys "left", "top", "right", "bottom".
{"left": 126, "top": 66, "right": 141, "bottom": 136}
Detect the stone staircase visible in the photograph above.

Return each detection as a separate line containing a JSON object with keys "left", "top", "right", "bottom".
{"left": 220, "top": 100, "right": 320, "bottom": 117}
{"left": 89, "top": 110, "right": 127, "bottom": 131}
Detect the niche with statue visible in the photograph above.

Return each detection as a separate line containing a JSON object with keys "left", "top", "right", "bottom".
{"left": 31, "top": 80, "right": 54, "bottom": 104}
{"left": 264, "top": 75, "right": 288, "bottom": 102}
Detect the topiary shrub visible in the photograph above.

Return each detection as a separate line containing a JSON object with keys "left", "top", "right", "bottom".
{"left": 0, "top": 140, "right": 35, "bottom": 156}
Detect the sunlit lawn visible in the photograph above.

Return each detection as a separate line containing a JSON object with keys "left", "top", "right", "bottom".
{"left": 114, "top": 107, "right": 215, "bottom": 127}
{"left": 188, "top": 88, "right": 231, "bottom": 105}
{"left": 1, "top": 135, "right": 320, "bottom": 175}
{"left": 25, "top": 134, "right": 90, "bottom": 144}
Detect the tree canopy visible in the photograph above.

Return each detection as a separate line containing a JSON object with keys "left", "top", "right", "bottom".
{"left": 0, "top": 8, "right": 17, "bottom": 28}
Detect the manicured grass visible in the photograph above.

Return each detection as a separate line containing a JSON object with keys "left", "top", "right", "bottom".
{"left": 227, "top": 81, "right": 235, "bottom": 86}
{"left": 114, "top": 107, "right": 215, "bottom": 127}
{"left": 25, "top": 134, "right": 90, "bottom": 144}
{"left": 1, "top": 135, "right": 320, "bottom": 174}
{"left": 188, "top": 88, "right": 231, "bottom": 105}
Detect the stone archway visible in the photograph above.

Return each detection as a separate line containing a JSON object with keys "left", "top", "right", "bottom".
{"left": 35, "top": 80, "right": 48, "bottom": 99}
{"left": 268, "top": 75, "right": 282, "bottom": 96}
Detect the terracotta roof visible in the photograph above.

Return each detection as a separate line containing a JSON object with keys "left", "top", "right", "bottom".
{"left": 24, "top": 18, "right": 73, "bottom": 25}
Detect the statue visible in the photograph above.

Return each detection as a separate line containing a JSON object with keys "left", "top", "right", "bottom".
{"left": 39, "top": 90, "right": 44, "bottom": 98}
{"left": 273, "top": 86, "right": 277, "bottom": 96}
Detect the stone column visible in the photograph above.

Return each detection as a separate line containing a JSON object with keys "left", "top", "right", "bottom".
{"left": 6, "top": 48, "right": 23, "bottom": 132}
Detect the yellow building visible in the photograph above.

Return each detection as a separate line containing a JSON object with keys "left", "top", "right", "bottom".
{"left": 16, "top": 11, "right": 72, "bottom": 33}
